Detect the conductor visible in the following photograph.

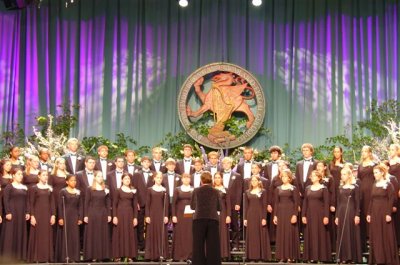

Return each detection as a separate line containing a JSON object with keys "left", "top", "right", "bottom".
{"left": 190, "top": 171, "right": 222, "bottom": 265}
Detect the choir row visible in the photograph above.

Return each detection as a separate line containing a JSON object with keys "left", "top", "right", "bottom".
{"left": 1, "top": 141, "right": 400, "bottom": 264}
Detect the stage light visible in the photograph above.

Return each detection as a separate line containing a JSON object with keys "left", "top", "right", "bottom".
{"left": 252, "top": 0, "right": 262, "bottom": 6}
{"left": 178, "top": 0, "right": 189, "bottom": 7}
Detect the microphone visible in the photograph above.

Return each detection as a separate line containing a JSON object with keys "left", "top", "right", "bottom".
{"left": 336, "top": 191, "right": 352, "bottom": 264}
{"left": 62, "top": 194, "right": 70, "bottom": 263}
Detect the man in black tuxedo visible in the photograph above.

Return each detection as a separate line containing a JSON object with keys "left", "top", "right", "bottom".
{"left": 263, "top": 145, "right": 282, "bottom": 182}
{"left": 76, "top": 156, "right": 97, "bottom": 200}
{"left": 221, "top": 157, "right": 243, "bottom": 250}
{"left": 94, "top": 145, "right": 116, "bottom": 181}
{"left": 150, "top": 146, "right": 167, "bottom": 173}
{"left": 162, "top": 158, "right": 182, "bottom": 216}
{"left": 236, "top": 146, "right": 255, "bottom": 181}
{"left": 132, "top": 156, "right": 155, "bottom": 251}
{"left": 106, "top": 156, "right": 126, "bottom": 202}
{"left": 175, "top": 144, "right": 195, "bottom": 175}
{"left": 64, "top": 138, "right": 85, "bottom": 174}
{"left": 295, "top": 143, "right": 318, "bottom": 197}
{"left": 38, "top": 148, "right": 53, "bottom": 173}
{"left": 191, "top": 158, "right": 204, "bottom": 188}
{"left": 204, "top": 151, "right": 222, "bottom": 178}
{"left": 191, "top": 171, "right": 221, "bottom": 265}
{"left": 124, "top": 149, "right": 141, "bottom": 175}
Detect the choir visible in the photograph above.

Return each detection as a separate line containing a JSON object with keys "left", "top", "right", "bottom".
{"left": 1, "top": 140, "right": 400, "bottom": 264}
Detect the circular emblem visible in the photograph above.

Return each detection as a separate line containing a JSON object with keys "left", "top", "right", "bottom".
{"left": 178, "top": 62, "right": 266, "bottom": 149}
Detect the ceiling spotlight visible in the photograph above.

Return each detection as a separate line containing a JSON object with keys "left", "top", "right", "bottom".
{"left": 178, "top": 0, "right": 189, "bottom": 7}
{"left": 252, "top": 0, "right": 262, "bottom": 6}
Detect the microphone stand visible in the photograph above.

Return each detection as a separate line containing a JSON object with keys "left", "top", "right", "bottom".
{"left": 336, "top": 192, "right": 352, "bottom": 264}
{"left": 159, "top": 191, "right": 167, "bottom": 265}
{"left": 241, "top": 192, "right": 246, "bottom": 265}
{"left": 62, "top": 195, "right": 70, "bottom": 263}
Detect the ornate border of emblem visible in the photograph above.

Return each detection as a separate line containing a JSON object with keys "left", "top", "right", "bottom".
{"left": 177, "top": 62, "right": 266, "bottom": 149}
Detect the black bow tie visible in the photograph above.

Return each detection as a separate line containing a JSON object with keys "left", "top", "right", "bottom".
{"left": 245, "top": 160, "right": 251, "bottom": 163}
{"left": 128, "top": 164, "right": 134, "bottom": 167}
{"left": 70, "top": 154, "right": 76, "bottom": 157}
{"left": 224, "top": 171, "right": 231, "bottom": 174}
{"left": 210, "top": 166, "right": 217, "bottom": 168}
{"left": 271, "top": 161, "right": 278, "bottom": 164}
{"left": 304, "top": 159, "right": 312, "bottom": 162}
{"left": 116, "top": 171, "right": 123, "bottom": 174}
{"left": 86, "top": 172, "right": 93, "bottom": 175}
{"left": 143, "top": 171, "right": 150, "bottom": 174}
{"left": 154, "top": 161, "right": 161, "bottom": 164}
{"left": 168, "top": 173, "right": 175, "bottom": 176}
{"left": 100, "top": 159, "right": 107, "bottom": 162}
{"left": 184, "top": 159, "right": 191, "bottom": 163}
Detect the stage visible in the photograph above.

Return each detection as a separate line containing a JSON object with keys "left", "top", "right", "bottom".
{"left": 22, "top": 262, "right": 365, "bottom": 265}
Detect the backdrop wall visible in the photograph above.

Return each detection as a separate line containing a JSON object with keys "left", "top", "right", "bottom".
{"left": 0, "top": 0, "right": 399, "bottom": 149}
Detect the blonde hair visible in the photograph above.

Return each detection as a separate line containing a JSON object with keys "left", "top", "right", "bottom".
{"left": 340, "top": 167, "right": 353, "bottom": 186}
{"left": 373, "top": 163, "right": 389, "bottom": 179}
{"left": 360, "top": 145, "right": 373, "bottom": 163}
{"left": 25, "top": 155, "right": 39, "bottom": 175}
{"left": 280, "top": 169, "right": 293, "bottom": 183}
{"left": 301, "top": 143, "right": 314, "bottom": 154}
{"left": 67, "top": 138, "right": 79, "bottom": 146}
{"left": 91, "top": 171, "right": 105, "bottom": 190}
{"left": 221, "top": 157, "right": 233, "bottom": 164}
{"left": 51, "top": 157, "right": 68, "bottom": 175}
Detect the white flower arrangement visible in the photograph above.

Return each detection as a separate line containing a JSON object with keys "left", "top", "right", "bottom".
{"left": 21, "top": 115, "right": 67, "bottom": 161}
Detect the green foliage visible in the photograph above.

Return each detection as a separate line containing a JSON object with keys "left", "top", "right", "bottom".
{"left": 81, "top": 133, "right": 143, "bottom": 160}
{"left": 224, "top": 115, "right": 247, "bottom": 137}
{"left": 35, "top": 102, "right": 80, "bottom": 137}
{"left": 0, "top": 123, "right": 26, "bottom": 158}
{"left": 2, "top": 98, "right": 399, "bottom": 166}
{"left": 157, "top": 131, "right": 204, "bottom": 159}
{"left": 357, "top": 99, "right": 399, "bottom": 138}
{"left": 189, "top": 111, "right": 213, "bottom": 136}
{"left": 189, "top": 112, "right": 249, "bottom": 138}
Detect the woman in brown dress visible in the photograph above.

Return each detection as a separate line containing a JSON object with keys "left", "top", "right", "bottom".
{"left": 172, "top": 173, "right": 193, "bottom": 261}
{"left": 367, "top": 164, "right": 399, "bottom": 265}
{"left": 0, "top": 159, "right": 13, "bottom": 189}
{"left": 83, "top": 171, "right": 112, "bottom": 261}
{"left": 9, "top": 146, "right": 24, "bottom": 170}
{"left": 273, "top": 169, "right": 300, "bottom": 263}
{"left": 56, "top": 175, "right": 83, "bottom": 262}
{"left": 316, "top": 161, "right": 337, "bottom": 252}
{"left": 48, "top": 157, "right": 68, "bottom": 214}
{"left": 0, "top": 168, "right": 29, "bottom": 262}
{"left": 388, "top": 143, "right": 400, "bottom": 247}
{"left": 0, "top": 159, "right": 13, "bottom": 234}
{"left": 23, "top": 155, "right": 40, "bottom": 189}
{"left": 302, "top": 170, "right": 331, "bottom": 262}
{"left": 213, "top": 171, "right": 231, "bottom": 260}
{"left": 27, "top": 170, "right": 56, "bottom": 262}
{"left": 243, "top": 176, "right": 271, "bottom": 261}
{"left": 112, "top": 173, "right": 138, "bottom": 261}
{"left": 329, "top": 146, "right": 345, "bottom": 192}
{"left": 145, "top": 171, "right": 169, "bottom": 261}
{"left": 335, "top": 167, "right": 362, "bottom": 263}
{"left": 358, "top": 145, "right": 377, "bottom": 251}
